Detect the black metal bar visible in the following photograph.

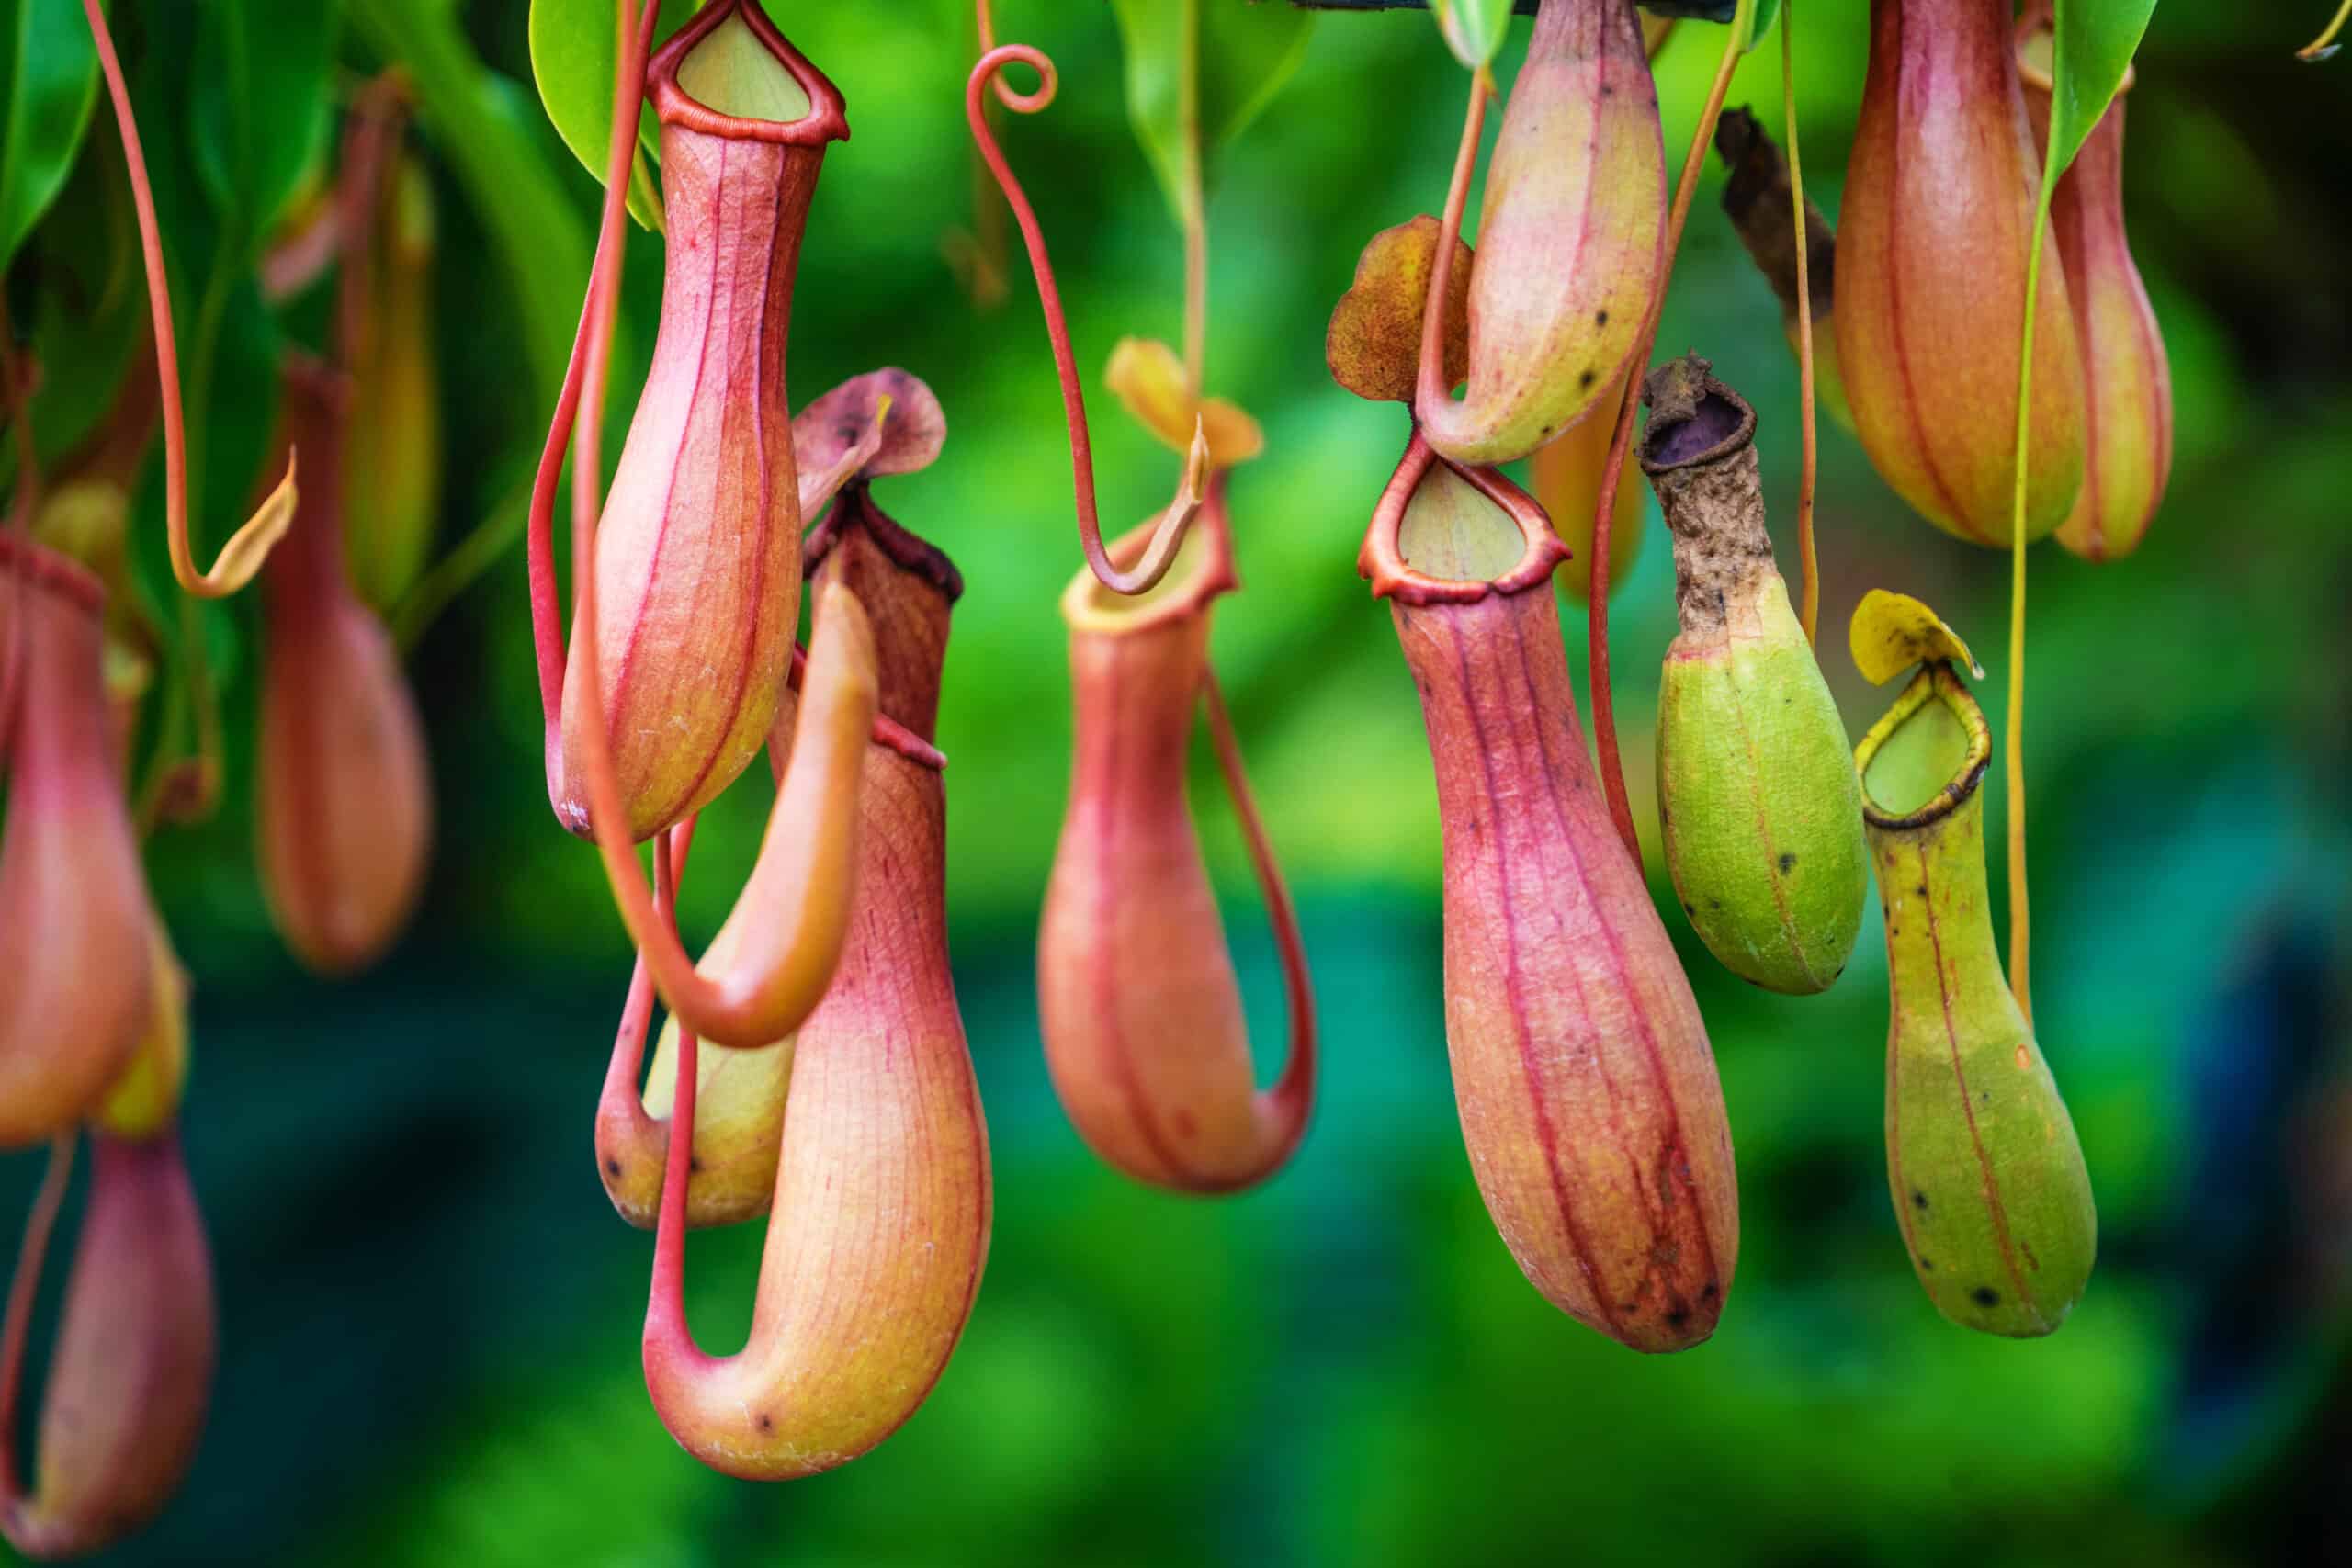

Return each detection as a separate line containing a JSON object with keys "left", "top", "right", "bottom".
{"left": 1286, "top": 1, "right": 1543, "bottom": 12}
{"left": 1284, "top": 0, "right": 1738, "bottom": 21}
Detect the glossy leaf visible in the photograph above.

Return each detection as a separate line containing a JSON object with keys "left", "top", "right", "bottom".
{"left": 2044, "top": 0, "right": 2158, "bottom": 180}
{"left": 1744, "top": 0, "right": 1781, "bottom": 52}
{"left": 528, "top": 0, "right": 696, "bottom": 231}
{"left": 1109, "top": 0, "right": 1316, "bottom": 221}
{"left": 0, "top": 0, "right": 107, "bottom": 272}
{"left": 190, "top": 0, "right": 337, "bottom": 247}
{"left": 1429, "top": 0, "right": 1513, "bottom": 68}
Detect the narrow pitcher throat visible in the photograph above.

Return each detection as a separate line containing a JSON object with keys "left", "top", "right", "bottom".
{"left": 807, "top": 486, "right": 958, "bottom": 753}
{"left": 1856, "top": 664, "right": 1993, "bottom": 834}
{"left": 1637, "top": 356, "right": 1774, "bottom": 637}
{"left": 1360, "top": 430, "right": 1569, "bottom": 608}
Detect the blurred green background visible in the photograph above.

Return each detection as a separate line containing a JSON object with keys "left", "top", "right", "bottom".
{"left": 8, "top": 0, "right": 2352, "bottom": 1562}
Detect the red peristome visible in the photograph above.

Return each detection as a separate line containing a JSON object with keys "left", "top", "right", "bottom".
{"left": 0, "top": 536, "right": 154, "bottom": 1149}
{"left": 2, "top": 1129, "right": 215, "bottom": 1560}
{"left": 257, "top": 357, "right": 433, "bottom": 976}
{"left": 1365, "top": 436, "right": 1738, "bottom": 1352}
{"left": 1037, "top": 482, "right": 1313, "bottom": 1195}
{"left": 553, "top": 0, "right": 849, "bottom": 842}
{"left": 1835, "top": 0, "right": 2086, "bottom": 547}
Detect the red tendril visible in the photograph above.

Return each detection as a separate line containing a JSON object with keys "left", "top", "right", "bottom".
{"left": 1585, "top": 19, "right": 1750, "bottom": 867}
{"left": 0, "top": 1134, "right": 76, "bottom": 1514}
{"left": 1414, "top": 67, "right": 1491, "bottom": 437}
{"left": 965, "top": 40, "right": 1210, "bottom": 596}
{"left": 646, "top": 825, "right": 698, "bottom": 1345}
{"left": 1201, "top": 670, "right": 1317, "bottom": 1162}
{"left": 596, "top": 813, "right": 699, "bottom": 1145}
{"left": 78, "top": 0, "right": 296, "bottom": 599}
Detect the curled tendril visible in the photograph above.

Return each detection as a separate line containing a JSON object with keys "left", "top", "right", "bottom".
{"left": 972, "top": 0, "right": 1049, "bottom": 112}
{"left": 78, "top": 0, "right": 296, "bottom": 600}
{"left": 965, "top": 41, "right": 1211, "bottom": 596}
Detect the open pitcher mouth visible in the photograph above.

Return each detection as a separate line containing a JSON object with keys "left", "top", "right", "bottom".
{"left": 649, "top": 0, "right": 850, "bottom": 145}
{"left": 1359, "top": 429, "right": 1570, "bottom": 606}
{"left": 1855, "top": 662, "right": 1992, "bottom": 830}
{"left": 1059, "top": 475, "right": 1238, "bottom": 637}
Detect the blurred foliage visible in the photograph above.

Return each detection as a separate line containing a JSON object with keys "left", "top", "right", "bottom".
{"left": 6, "top": 1, "right": 2352, "bottom": 1563}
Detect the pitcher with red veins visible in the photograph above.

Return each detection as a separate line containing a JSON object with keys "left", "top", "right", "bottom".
{"left": 1415, "top": 0, "right": 1665, "bottom": 467}
{"left": 1363, "top": 435, "right": 1737, "bottom": 1352}
{"left": 1834, "top": 0, "right": 2086, "bottom": 547}
{"left": 641, "top": 511, "right": 989, "bottom": 1480}
{"left": 0, "top": 1129, "right": 215, "bottom": 1560}
{"left": 256, "top": 356, "right": 433, "bottom": 976}
{"left": 0, "top": 536, "right": 154, "bottom": 1148}
{"left": 1037, "top": 480, "right": 1316, "bottom": 1195}
{"left": 2018, "top": 16, "right": 2172, "bottom": 562}
{"left": 550, "top": 0, "right": 850, "bottom": 841}
{"left": 597, "top": 368, "right": 949, "bottom": 1231}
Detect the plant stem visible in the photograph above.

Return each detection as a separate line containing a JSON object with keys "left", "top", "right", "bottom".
{"left": 1587, "top": 0, "right": 1753, "bottom": 867}
{"left": 1781, "top": 0, "right": 1818, "bottom": 647}
{"left": 0, "top": 1134, "right": 76, "bottom": 1506}
{"left": 2005, "top": 166, "right": 2058, "bottom": 1027}
{"left": 1413, "top": 65, "right": 1489, "bottom": 434}
{"left": 79, "top": 0, "right": 292, "bottom": 601}
{"left": 1180, "top": 0, "right": 1208, "bottom": 400}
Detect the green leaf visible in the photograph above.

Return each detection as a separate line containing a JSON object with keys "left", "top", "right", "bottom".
{"left": 25, "top": 141, "right": 143, "bottom": 468}
{"left": 2044, "top": 0, "right": 2157, "bottom": 180}
{"left": 1742, "top": 0, "right": 1781, "bottom": 53}
{"left": 345, "top": 0, "right": 594, "bottom": 407}
{"left": 528, "top": 0, "right": 697, "bottom": 232}
{"left": 188, "top": 0, "right": 335, "bottom": 250}
{"left": 0, "top": 0, "right": 108, "bottom": 273}
{"left": 1429, "top": 0, "right": 1513, "bottom": 69}
{"left": 1109, "top": 0, "right": 1316, "bottom": 223}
